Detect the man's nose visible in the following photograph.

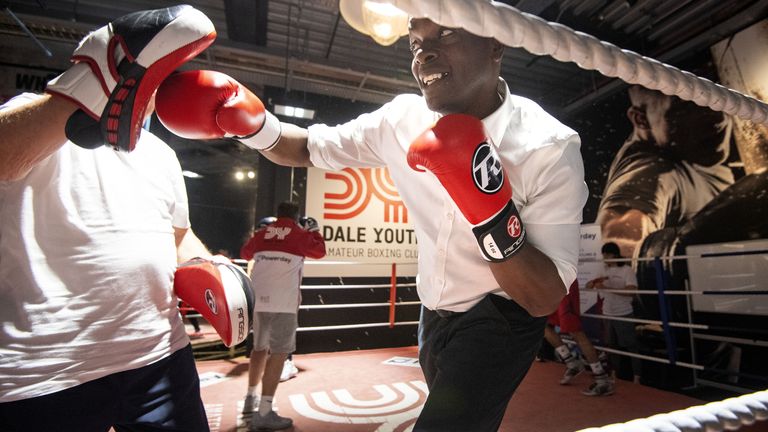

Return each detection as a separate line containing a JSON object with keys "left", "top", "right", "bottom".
{"left": 414, "top": 47, "right": 438, "bottom": 65}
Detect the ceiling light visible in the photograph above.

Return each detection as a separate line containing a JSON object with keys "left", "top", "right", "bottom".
{"left": 340, "top": 0, "right": 409, "bottom": 46}
{"left": 235, "top": 171, "right": 245, "bottom": 181}
{"left": 247, "top": 171, "right": 256, "bottom": 179}
{"left": 274, "top": 104, "right": 315, "bottom": 120}
{"left": 182, "top": 170, "right": 203, "bottom": 178}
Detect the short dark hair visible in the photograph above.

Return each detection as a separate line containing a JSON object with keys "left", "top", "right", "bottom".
{"left": 276, "top": 201, "right": 299, "bottom": 219}
{"left": 601, "top": 242, "right": 626, "bottom": 266}
{"left": 601, "top": 242, "right": 621, "bottom": 256}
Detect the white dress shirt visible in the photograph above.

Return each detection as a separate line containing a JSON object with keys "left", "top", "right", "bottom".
{"left": 307, "top": 79, "right": 588, "bottom": 312}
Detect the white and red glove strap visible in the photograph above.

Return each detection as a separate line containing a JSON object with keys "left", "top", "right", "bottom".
{"left": 472, "top": 200, "right": 527, "bottom": 262}
{"left": 237, "top": 110, "right": 282, "bottom": 151}
{"left": 174, "top": 257, "right": 254, "bottom": 347}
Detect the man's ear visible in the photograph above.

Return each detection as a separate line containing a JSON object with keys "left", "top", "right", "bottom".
{"left": 627, "top": 106, "right": 650, "bottom": 130}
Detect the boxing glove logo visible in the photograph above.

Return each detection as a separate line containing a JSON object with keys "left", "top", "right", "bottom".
{"left": 205, "top": 289, "right": 218, "bottom": 315}
{"left": 472, "top": 142, "right": 504, "bottom": 194}
{"left": 507, "top": 215, "right": 522, "bottom": 238}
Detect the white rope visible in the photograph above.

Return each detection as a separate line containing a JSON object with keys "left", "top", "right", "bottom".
{"left": 387, "top": 0, "right": 768, "bottom": 125}
{"left": 575, "top": 389, "right": 768, "bottom": 432}
{"left": 297, "top": 320, "right": 418, "bottom": 332}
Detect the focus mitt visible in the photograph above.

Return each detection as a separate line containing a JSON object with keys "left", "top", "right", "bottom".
{"left": 174, "top": 256, "right": 253, "bottom": 347}
{"left": 46, "top": 5, "right": 216, "bottom": 151}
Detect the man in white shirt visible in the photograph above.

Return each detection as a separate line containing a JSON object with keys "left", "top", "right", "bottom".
{"left": 586, "top": 242, "right": 642, "bottom": 384}
{"left": 156, "top": 16, "right": 588, "bottom": 432}
{"left": 0, "top": 6, "right": 221, "bottom": 431}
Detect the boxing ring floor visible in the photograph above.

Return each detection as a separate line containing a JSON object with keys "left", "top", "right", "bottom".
{"left": 192, "top": 345, "right": 768, "bottom": 432}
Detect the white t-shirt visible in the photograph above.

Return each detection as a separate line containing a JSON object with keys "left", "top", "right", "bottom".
{"left": 600, "top": 265, "right": 638, "bottom": 316}
{"left": 307, "top": 79, "right": 588, "bottom": 312}
{"left": 0, "top": 94, "right": 191, "bottom": 402}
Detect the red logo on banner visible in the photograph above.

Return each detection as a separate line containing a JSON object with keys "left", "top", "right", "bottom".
{"left": 323, "top": 168, "right": 408, "bottom": 223}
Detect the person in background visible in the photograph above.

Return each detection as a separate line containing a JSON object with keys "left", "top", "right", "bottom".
{"left": 544, "top": 280, "right": 614, "bottom": 396}
{"left": 240, "top": 202, "right": 325, "bottom": 431}
{"left": 181, "top": 301, "right": 205, "bottom": 339}
{"left": 241, "top": 215, "right": 298, "bottom": 381}
{"left": 586, "top": 242, "right": 642, "bottom": 384}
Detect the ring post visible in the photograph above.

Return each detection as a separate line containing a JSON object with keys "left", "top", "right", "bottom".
{"left": 389, "top": 263, "right": 397, "bottom": 328}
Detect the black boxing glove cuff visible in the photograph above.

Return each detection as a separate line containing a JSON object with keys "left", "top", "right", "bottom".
{"left": 472, "top": 200, "right": 526, "bottom": 262}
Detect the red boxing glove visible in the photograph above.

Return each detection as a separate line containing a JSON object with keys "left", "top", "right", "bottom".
{"left": 155, "top": 70, "right": 281, "bottom": 150}
{"left": 174, "top": 256, "right": 254, "bottom": 347}
{"left": 407, "top": 114, "right": 526, "bottom": 261}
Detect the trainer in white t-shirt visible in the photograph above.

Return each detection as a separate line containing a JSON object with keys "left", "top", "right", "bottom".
{"left": 0, "top": 93, "right": 190, "bottom": 402}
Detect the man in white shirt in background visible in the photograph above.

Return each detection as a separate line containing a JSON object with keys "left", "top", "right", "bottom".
{"left": 587, "top": 242, "right": 642, "bottom": 384}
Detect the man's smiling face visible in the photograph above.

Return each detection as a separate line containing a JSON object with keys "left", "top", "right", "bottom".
{"left": 408, "top": 18, "right": 503, "bottom": 118}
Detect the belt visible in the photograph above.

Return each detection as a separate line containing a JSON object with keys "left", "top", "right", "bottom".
{"left": 434, "top": 309, "right": 463, "bottom": 318}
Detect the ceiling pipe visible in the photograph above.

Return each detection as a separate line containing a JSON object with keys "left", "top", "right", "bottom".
{"left": 611, "top": 0, "right": 657, "bottom": 30}
{"left": 4, "top": 7, "right": 52, "bottom": 56}
{"left": 325, "top": 12, "right": 341, "bottom": 58}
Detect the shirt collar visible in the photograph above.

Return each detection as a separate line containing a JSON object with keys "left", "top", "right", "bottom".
{"left": 481, "top": 78, "right": 514, "bottom": 148}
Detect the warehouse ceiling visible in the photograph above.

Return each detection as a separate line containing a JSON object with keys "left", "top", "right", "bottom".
{"left": 1, "top": 0, "right": 767, "bottom": 176}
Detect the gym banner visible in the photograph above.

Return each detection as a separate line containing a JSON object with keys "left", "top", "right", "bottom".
{"left": 576, "top": 19, "right": 768, "bottom": 320}
{"left": 0, "top": 64, "right": 59, "bottom": 103}
{"left": 578, "top": 223, "right": 602, "bottom": 313}
{"left": 305, "top": 167, "right": 418, "bottom": 264}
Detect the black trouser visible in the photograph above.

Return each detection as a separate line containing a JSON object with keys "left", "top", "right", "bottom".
{"left": 416, "top": 294, "right": 546, "bottom": 432}
{"left": 0, "top": 345, "right": 208, "bottom": 432}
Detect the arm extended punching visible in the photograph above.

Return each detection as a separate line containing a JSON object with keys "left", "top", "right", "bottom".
{"left": 156, "top": 69, "right": 312, "bottom": 167}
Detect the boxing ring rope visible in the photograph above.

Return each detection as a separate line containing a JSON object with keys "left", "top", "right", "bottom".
{"left": 576, "top": 389, "right": 768, "bottom": 432}
{"left": 231, "top": 259, "right": 421, "bottom": 332}
{"left": 573, "top": 246, "right": 768, "bottom": 430}
{"left": 385, "top": 0, "right": 768, "bottom": 125}
{"left": 298, "top": 261, "right": 420, "bottom": 331}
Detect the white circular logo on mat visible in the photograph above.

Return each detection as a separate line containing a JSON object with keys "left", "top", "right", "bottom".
{"left": 472, "top": 142, "right": 504, "bottom": 194}
{"left": 205, "top": 289, "right": 218, "bottom": 315}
